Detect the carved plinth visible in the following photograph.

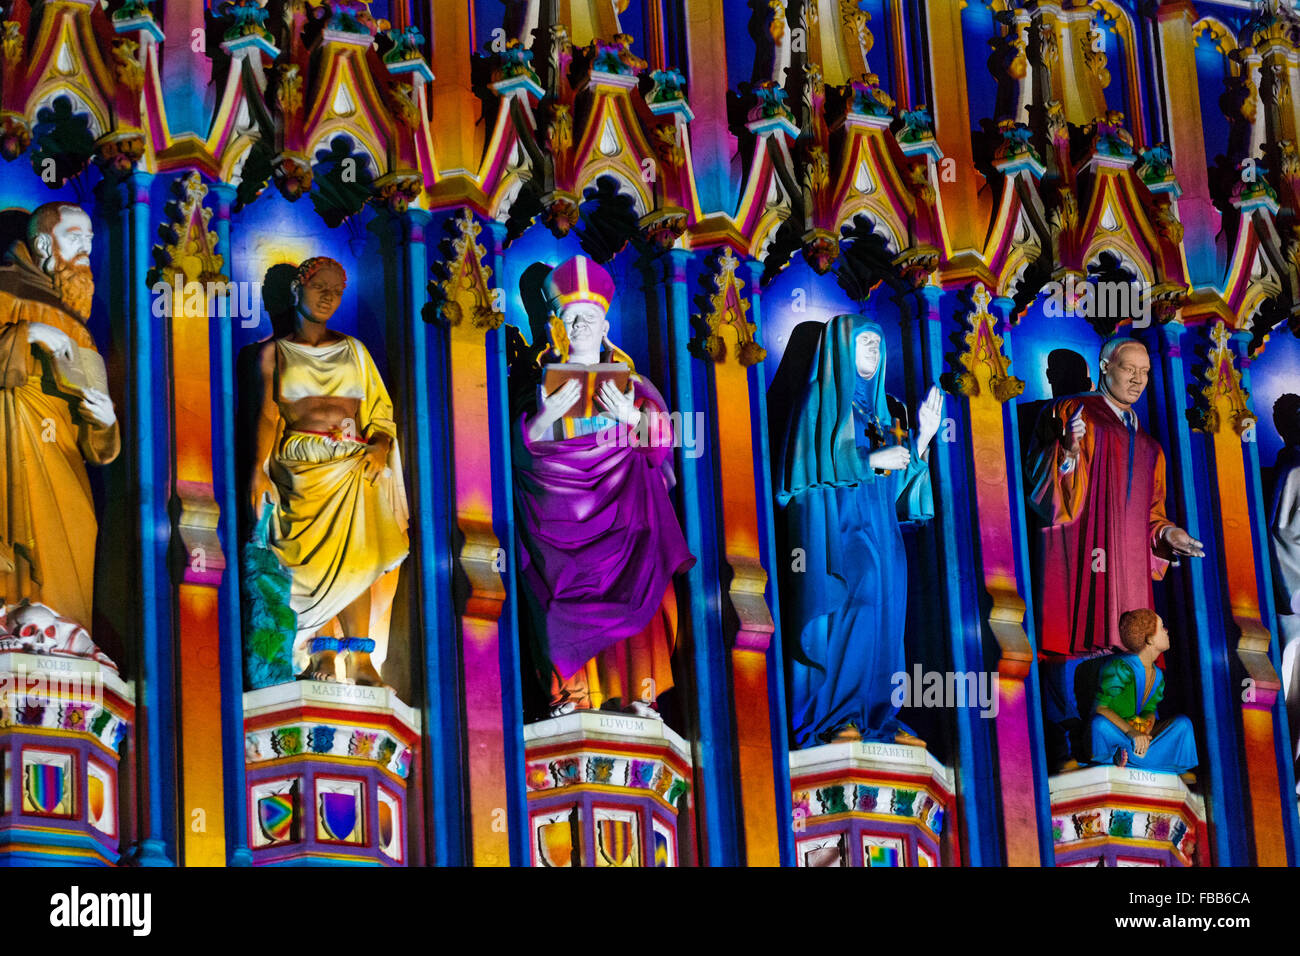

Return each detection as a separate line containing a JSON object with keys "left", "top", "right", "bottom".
{"left": 789, "top": 741, "right": 955, "bottom": 867}
{"left": 523, "top": 712, "right": 692, "bottom": 867}
{"left": 243, "top": 681, "right": 419, "bottom": 866}
{"left": 1049, "top": 766, "right": 1206, "bottom": 867}
{"left": 0, "top": 652, "right": 133, "bottom": 865}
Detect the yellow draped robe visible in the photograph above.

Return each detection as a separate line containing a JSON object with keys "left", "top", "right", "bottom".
{"left": 261, "top": 336, "right": 409, "bottom": 673}
{"left": 0, "top": 274, "right": 119, "bottom": 629}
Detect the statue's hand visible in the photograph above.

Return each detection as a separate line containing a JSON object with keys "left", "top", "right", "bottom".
{"left": 916, "top": 385, "right": 943, "bottom": 451}
{"left": 869, "top": 446, "right": 911, "bottom": 471}
{"left": 361, "top": 439, "right": 389, "bottom": 484}
{"left": 597, "top": 379, "right": 640, "bottom": 427}
{"left": 249, "top": 470, "right": 276, "bottom": 519}
{"left": 1165, "top": 526, "right": 1205, "bottom": 558}
{"left": 526, "top": 379, "right": 581, "bottom": 442}
{"left": 1065, "top": 406, "right": 1086, "bottom": 455}
{"left": 542, "top": 379, "right": 581, "bottom": 421}
{"left": 1130, "top": 731, "right": 1152, "bottom": 758}
{"left": 27, "top": 322, "right": 75, "bottom": 363}
{"left": 77, "top": 389, "right": 116, "bottom": 427}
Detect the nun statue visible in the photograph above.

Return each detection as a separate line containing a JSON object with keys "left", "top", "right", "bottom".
{"left": 775, "top": 315, "right": 942, "bottom": 748}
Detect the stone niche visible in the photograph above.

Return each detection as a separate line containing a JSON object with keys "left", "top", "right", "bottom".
{"left": 243, "top": 681, "right": 419, "bottom": 866}
{"left": 0, "top": 651, "right": 133, "bottom": 865}
{"left": 790, "top": 741, "right": 956, "bottom": 867}
{"left": 523, "top": 711, "right": 693, "bottom": 867}
{"left": 1049, "top": 765, "right": 1206, "bottom": 867}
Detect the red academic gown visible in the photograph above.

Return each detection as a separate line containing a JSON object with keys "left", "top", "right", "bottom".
{"left": 1027, "top": 393, "right": 1175, "bottom": 655}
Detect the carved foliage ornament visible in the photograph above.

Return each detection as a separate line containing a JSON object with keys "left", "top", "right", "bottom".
{"left": 942, "top": 283, "right": 1024, "bottom": 403}
{"left": 692, "top": 248, "right": 766, "bottom": 367}
{"left": 429, "top": 210, "right": 504, "bottom": 332}
{"left": 1189, "top": 321, "right": 1257, "bottom": 436}
{"left": 151, "top": 171, "right": 225, "bottom": 287}
{"left": 110, "top": 38, "right": 144, "bottom": 91}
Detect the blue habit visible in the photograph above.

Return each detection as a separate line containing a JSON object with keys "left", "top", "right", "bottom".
{"left": 776, "top": 316, "right": 932, "bottom": 748}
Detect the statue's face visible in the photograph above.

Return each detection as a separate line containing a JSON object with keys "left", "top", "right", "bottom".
{"left": 559, "top": 301, "right": 608, "bottom": 354}
{"left": 1151, "top": 615, "right": 1170, "bottom": 654}
{"left": 854, "top": 330, "right": 881, "bottom": 380}
{"left": 296, "top": 265, "right": 346, "bottom": 323}
{"left": 39, "top": 207, "right": 93, "bottom": 269}
{"left": 1100, "top": 341, "right": 1151, "bottom": 407}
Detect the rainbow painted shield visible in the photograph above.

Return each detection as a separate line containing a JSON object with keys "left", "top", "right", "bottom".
{"left": 866, "top": 843, "right": 900, "bottom": 867}
{"left": 258, "top": 793, "right": 296, "bottom": 843}
{"left": 24, "top": 764, "right": 65, "bottom": 814}
{"left": 537, "top": 820, "right": 575, "bottom": 867}
{"left": 378, "top": 800, "right": 394, "bottom": 849}
{"left": 597, "top": 818, "right": 635, "bottom": 866}
{"left": 320, "top": 792, "right": 358, "bottom": 841}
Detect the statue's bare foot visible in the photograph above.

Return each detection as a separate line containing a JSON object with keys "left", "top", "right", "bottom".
{"left": 1113, "top": 747, "right": 1129, "bottom": 768}
{"left": 894, "top": 730, "right": 926, "bottom": 748}
{"left": 298, "top": 651, "right": 337, "bottom": 682}
{"left": 346, "top": 651, "right": 383, "bottom": 686}
{"left": 830, "top": 724, "right": 862, "bottom": 743}
{"left": 626, "top": 699, "right": 661, "bottom": 720}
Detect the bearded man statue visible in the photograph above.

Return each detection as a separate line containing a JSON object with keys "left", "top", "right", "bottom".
{"left": 0, "top": 202, "right": 120, "bottom": 630}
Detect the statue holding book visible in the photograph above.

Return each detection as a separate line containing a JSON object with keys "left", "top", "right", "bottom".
{"left": 513, "top": 255, "right": 694, "bottom": 719}
{"left": 0, "top": 202, "right": 120, "bottom": 637}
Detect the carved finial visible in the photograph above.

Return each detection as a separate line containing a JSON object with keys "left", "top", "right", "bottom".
{"left": 1210, "top": 319, "right": 1231, "bottom": 352}
{"left": 691, "top": 248, "right": 765, "bottom": 366}
{"left": 1189, "top": 320, "right": 1256, "bottom": 435}
{"left": 942, "top": 283, "right": 1024, "bottom": 403}
{"left": 429, "top": 210, "right": 502, "bottom": 331}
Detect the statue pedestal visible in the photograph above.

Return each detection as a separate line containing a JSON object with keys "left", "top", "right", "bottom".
{"left": 789, "top": 741, "right": 955, "bottom": 866}
{"left": 0, "top": 652, "right": 133, "bottom": 865}
{"left": 243, "top": 681, "right": 419, "bottom": 866}
{"left": 1049, "top": 765, "right": 1205, "bottom": 866}
{"left": 523, "top": 711, "right": 693, "bottom": 867}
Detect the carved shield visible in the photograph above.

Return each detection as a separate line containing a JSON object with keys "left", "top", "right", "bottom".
{"left": 378, "top": 800, "right": 394, "bottom": 850}
{"left": 24, "top": 764, "right": 65, "bottom": 814}
{"left": 597, "top": 818, "right": 635, "bottom": 866}
{"left": 537, "top": 820, "right": 574, "bottom": 867}
{"left": 87, "top": 773, "right": 105, "bottom": 823}
{"left": 319, "top": 792, "right": 358, "bottom": 841}
{"left": 258, "top": 793, "right": 295, "bottom": 843}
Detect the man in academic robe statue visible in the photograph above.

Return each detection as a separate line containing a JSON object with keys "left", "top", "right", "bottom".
{"left": 0, "top": 203, "right": 120, "bottom": 630}
{"left": 1026, "top": 337, "right": 1202, "bottom": 655}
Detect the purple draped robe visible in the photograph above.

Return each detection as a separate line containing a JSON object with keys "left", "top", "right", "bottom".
{"left": 513, "top": 374, "right": 695, "bottom": 680}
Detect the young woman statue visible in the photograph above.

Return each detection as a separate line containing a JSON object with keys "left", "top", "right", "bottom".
{"left": 248, "top": 257, "right": 409, "bottom": 686}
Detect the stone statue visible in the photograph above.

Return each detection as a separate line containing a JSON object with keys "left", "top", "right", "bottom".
{"left": 513, "top": 255, "right": 694, "bottom": 719}
{"left": 0, "top": 600, "right": 116, "bottom": 669}
{"left": 774, "top": 315, "right": 942, "bottom": 748}
{"left": 1025, "top": 337, "right": 1202, "bottom": 655}
{"left": 1088, "top": 609, "right": 1198, "bottom": 783}
{"left": 1269, "top": 394, "right": 1300, "bottom": 768}
{"left": 247, "top": 257, "right": 409, "bottom": 686}
{"left": 0, "top": 202, "right": 119, "bottom": 644}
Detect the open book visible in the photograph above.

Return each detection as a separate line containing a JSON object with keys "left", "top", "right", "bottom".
{"left": 48, "top": 346, "right": 109, "bottom": 400}
{"left": 542, "top": 362, "right": 630, "bottom": 421}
